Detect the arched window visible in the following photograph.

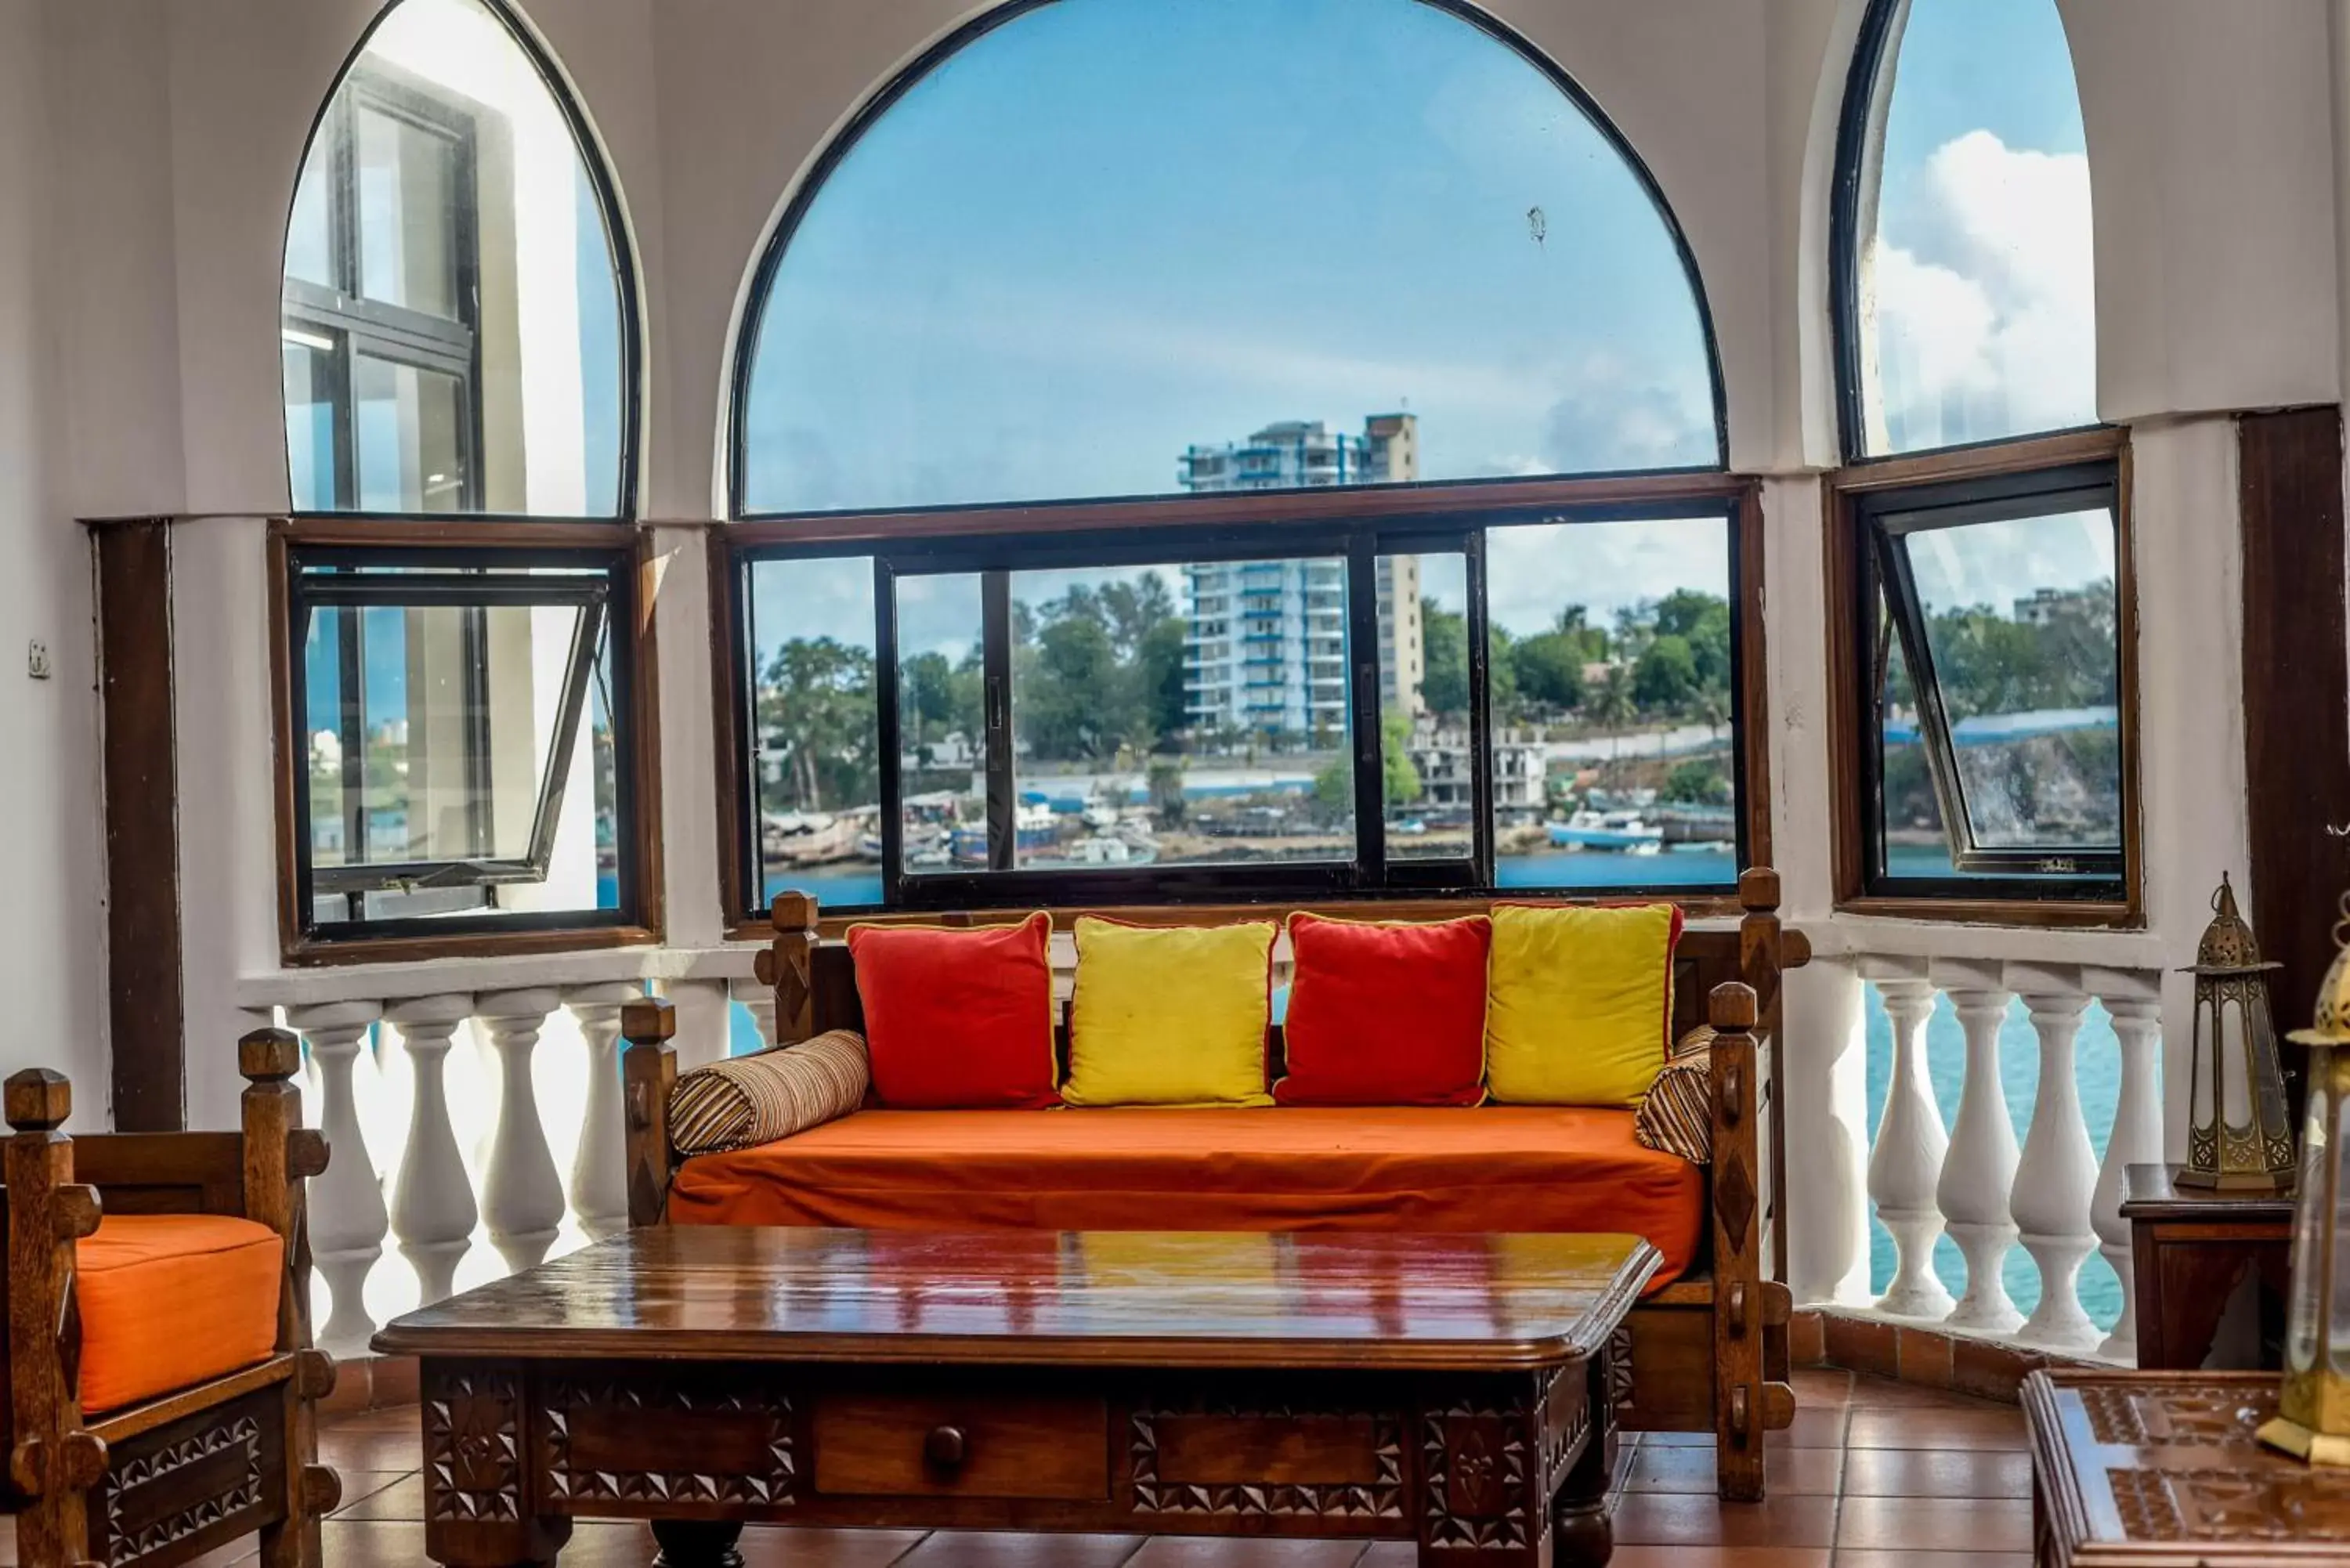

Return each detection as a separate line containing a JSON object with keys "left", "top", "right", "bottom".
{"left": 733, "top": 0, "right": 1723, "bottom": 516}
{"left": 282, "top": 0, "right": 635, "bottom": 516}
{"left": 1835, "top": 0, "right": 2095, "bottom": 457}
{"left": 717, "top": 1, "right": 1759, "bottom": 922}
{"left": 1827, "top": 0, "right": 2131, "bottom": 917}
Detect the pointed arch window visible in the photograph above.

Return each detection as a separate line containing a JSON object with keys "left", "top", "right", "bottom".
{"left": 282, "top": 0, "right": 636, "bottom": 518}
{"left": 1828, "top": 0, "right": 2135, "bottom": 920}
{"left": 273, "top": 0, "right": 650, "bottom": 956}
{"left": 714, "top": 0, "right": 1765, "bottom": 921}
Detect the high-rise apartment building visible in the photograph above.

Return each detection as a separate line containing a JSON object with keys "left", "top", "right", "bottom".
{"left": 1179, "top": 417, "right": 1426, "bottom": 735}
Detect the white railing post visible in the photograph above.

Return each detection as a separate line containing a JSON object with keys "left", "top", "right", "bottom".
{"left": 729, "top": 975, "right": 778, "bottom": 1053}
{"left": 1933, "top": 959, "right": 2023, "bottom": 1335}
{"left": 1860, "top": 960, "right": 1953, "bottom": 1318}
{"left": 475, "top": 988, "right": 567, "bottom": 1274}
{"left": 564, "top": 982, "right": 641, "bottom": 1241}
{"left": 2007, "top": 962, "right": 2102, "bottom": 1353}
{"left": 285, "top": 999, "right": 386, "bottom": 1359}
{"left": 384, "top": 993, "right": 478, "bottom": 1306}
{"left": 2087, "top": 970, "right": 2164, "bottom": 1362}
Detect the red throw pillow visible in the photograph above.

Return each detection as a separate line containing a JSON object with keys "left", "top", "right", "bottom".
{"left": 845, "top": 913, "right": 1059, "bottom": 1109}
{"left": 1274, "top": 912, "right": 1491, "bottom": 1107}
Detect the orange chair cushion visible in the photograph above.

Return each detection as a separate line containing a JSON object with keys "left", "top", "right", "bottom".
{"left": 669, "top": 1105, "right": 1702, "bottom": 1295}
{"left": 77, "top": 1215, "right": 284, "bottom": 1414}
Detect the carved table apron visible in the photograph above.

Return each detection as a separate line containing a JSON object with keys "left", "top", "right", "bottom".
{"left": 377, "top": 1227, "right": 1659, "bottom": 1568}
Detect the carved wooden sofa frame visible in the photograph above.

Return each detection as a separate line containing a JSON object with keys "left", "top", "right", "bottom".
{"left": 0, "top": 1033, "right": 340, "bottom": 1567}
{"left": 622, "top": 869, "right": 1804, "bottom": 1501}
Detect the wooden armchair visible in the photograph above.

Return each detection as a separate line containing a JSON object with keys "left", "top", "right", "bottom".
{"left": 0, "top": 1031, "right": 340, "bottom": 1568}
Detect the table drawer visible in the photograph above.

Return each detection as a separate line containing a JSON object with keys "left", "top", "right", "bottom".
{"left": 812, "top": 1392, "right": 1109, "bottom": 1500}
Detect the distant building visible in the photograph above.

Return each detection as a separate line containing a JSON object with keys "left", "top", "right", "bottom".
{"left": 1408, "top": 721, "right": 1548, "bottom": 820}
{"left": 1180, "top": 415, "right": 1426, "bottom": 732}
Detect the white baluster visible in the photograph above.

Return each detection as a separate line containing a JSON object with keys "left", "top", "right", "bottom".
{"left": 1862, "top": 963, "right": 1954, "bottom": 1318}
{"left": 2087, "top": 971, "right": 2164, "bottom": 1362}
{"left": 565, "top": 983, "right": 642, "bottom": 1242}
{"left": 384, "top": 994, "right": 478, "bottom": 1306}
{"left": 476, "top": 988, "right": 567, "bottom": 1274}
{"left": 2008, "top": 963, "right": 2102, "bottom": 1353}
{"left": 286, "top": 1000, "right": 386, "bottom": 1359}
{"left": 729, "top": 975, "right": 778, "bottom": 1053}
{"left": 1933, "top": 959, "right": 2023, "bottom": 1335}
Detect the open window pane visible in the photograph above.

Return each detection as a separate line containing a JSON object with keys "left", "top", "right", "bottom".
{"left": 1875, "top": 588, "right": 1965, "bottom": 878}
{"left": 897, "top": 573, "right": 985, "bottom": 876}
{"left": 1485, "top": 517, "right": 1737, "bottom": 890}
{"left": 1896, "top": 506, "right": 2120, "bottom": 862}
{"left": 1383, "top": 552, "right": 1473, "bottom": 862}
{"left": 293, "top": 558, "right": 624, "bottom": 934}
{"left": 745, "top": 557, "right": 883, "bottom": 909}
{"left": 1013, "top": 559, "right": 1350, "bottom": 871}
{"left": 355, "top": 355, "right": 468, "bottom": 511}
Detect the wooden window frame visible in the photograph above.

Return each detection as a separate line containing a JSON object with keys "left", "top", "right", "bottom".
{"left": 266, "top": 518, "right": 665, "bottom": 966}
{"left": 710, "top": 472, "right": 1773, "bottom": 941}
{"left": 1824, "top": 426, "right": 2143, "bottom": 927}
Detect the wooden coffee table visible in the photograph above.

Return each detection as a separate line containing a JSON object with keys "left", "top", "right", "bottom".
{"left": 373, "top": 1227, "right": 1657, "bottom": 1567}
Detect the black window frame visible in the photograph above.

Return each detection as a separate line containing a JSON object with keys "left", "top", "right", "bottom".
{"left": 1850, "top": 459, "right": 2129, "bottom": 904}
{"left": 726, "top": 498, "right": 1750, "bottom": 920}
{"left": 282, "top": 540, "right": 645, "bottom": 945}
{"left": 282, "top": 0, "right": 645, "bottom": 522}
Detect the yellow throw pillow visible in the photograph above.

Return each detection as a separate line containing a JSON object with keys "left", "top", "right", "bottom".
{"left": 1485, "top": 903, "right": 1682, "bottom": 1107}
{"left": 1065, "top": 917, "right": 1275, "bottom": 1107}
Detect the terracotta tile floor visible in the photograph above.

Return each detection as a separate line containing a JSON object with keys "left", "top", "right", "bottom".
{"left": 71, "top": 1367, "right": 2038, "bottom": 1566}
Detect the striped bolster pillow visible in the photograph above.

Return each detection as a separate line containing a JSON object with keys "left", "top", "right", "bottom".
{"left": 1633, "top": 1025, "right": 1716, "bottom": 1166}
{"left": 667, "top": 1029, "right": 870, "bottom": 1156}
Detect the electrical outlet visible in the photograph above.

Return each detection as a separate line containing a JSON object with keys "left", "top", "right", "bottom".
{"left": 26, "top": 641, "right": 51, "bottom": 681}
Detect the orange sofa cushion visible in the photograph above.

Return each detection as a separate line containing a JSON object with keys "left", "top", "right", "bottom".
{"left": 77, "top": 1215, "right": 284, "bottom": 1414}
{"left": 669, "top": 1106, "right": 1703, "bottom": 1294}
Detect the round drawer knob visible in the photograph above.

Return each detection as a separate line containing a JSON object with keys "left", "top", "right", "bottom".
{"left": 925, "top": 1424, "right": 967, "bottom": 1469}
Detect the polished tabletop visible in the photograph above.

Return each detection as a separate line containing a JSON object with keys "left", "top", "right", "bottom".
{"left": 373, "top": 1227, "right": 1660, "bottom": 1371}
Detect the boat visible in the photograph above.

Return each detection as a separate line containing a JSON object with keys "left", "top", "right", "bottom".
{"left": 1546, "top": 809, "right": 1665, "bottom": 854}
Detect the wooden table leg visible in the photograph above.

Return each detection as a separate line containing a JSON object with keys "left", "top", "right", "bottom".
{"left": 421, "top": 1361, "right": 572, "bottom": 1566}
{"left": 649, "top": 1519, "right": 745, "bottom": 1568}
{"left": 1554, "top": 1357, "right": 1614, "bottom": 1567}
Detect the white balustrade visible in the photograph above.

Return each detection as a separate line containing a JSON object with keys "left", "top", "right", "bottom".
{"left": 2008, "top": 967, "right": 2102, "bottom": 1353}
{"left": 2087, "top": 971, "right": 2165, "bottom": 1360}
{"left": 1860, "top": 960, "right": 1952, "bottom": 1318}
{"left": 1935, "top": 960, "right": 2024, "bottom": 1335}
{"left": 565, "top": 983, "right": 642, "bottom": 1242}
{"left": 284, "top": 1000, "right": 387, "bottom": 1360}
{"left": 384, "top": 993, "right": 477, "bottom": 1306}
{"left": 476, "top": 988, "right": 568, "bottom": 1274}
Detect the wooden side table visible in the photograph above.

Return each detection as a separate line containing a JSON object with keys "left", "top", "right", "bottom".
{"left": 2025, "top": 1368, "right": 2350, "bottom": 1565}
{"left": 2120, "top": 1163, "right": 2292, "bottom": 1371}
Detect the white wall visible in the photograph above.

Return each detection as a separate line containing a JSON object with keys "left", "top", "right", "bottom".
{"left": 0, "top": 0, "right": 109, "bottom": 1125}
{"left": 6, "top": 0, "right": 2346, "bottom": 1126}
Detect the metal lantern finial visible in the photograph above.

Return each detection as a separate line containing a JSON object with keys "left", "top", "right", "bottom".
{"left": 2261, "top": 892, "right": 2350, "bottom": 1466}
{"left": 2177, "top": 873, "right": 2295, "bottom": 1191}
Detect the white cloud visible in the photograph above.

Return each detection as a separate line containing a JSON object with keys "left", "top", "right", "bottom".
{"left": 1866, "top": 130, "right": 2095, "bottom": 450}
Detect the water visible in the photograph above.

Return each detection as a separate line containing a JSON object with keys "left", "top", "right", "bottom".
{"left": 1862, "top": 985, "right": 2127, "bottom": 1331}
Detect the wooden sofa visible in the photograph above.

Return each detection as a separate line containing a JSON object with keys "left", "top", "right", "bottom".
{"left": 0, "top": 1032, "right": 340, "bottom": 1568}
{"left": 621, "top": 869, "right": 1805, "bottom": 1501}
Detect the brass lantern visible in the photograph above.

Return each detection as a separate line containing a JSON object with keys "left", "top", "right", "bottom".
{"left": 2178, "top": 875, "right": 2295, "bottom": 1191}
{"left": 2261, "top": 902, "right": 2350, "bottom": 1466}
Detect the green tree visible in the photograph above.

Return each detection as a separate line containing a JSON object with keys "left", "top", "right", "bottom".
{"left": 1420, "top": 597, "right": 1471, "bottom": 715}
{"left": 1633, "top": 634, "right": 1698, "bottom": 711}
{"left": 1311, "top": 713, "right": 1420, "bottom": 818}
{"left": 1138, "top": 616, "right": 1189, "bottom": 744}
{"left": 1662, "top": 758, "right": 1731, "bottom": 805}
{"left": 1653, "top": 589, "right": 1732, "bottom": 688}
{"left": 1591, "top": 663, "right": 1635, "bottom": 760}
{"left": 757, "top": 637, "right": 877, "bottom": 811}
{"left": 1512, "top": 631, "right": 1586, "bottom": 711}
{"left": 1148, "top": 758, "right": 1188, "bottom": 827}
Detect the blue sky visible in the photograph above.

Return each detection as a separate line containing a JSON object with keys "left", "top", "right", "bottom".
{"left": 740, "top": 0, "right": 1720, "bottom": 515}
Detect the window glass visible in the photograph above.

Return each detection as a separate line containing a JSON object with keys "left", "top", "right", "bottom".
{"left": 744, "top": 557, "right": 882, "bottom": 910}
{"left": 1874, "top": 588, "right": 1967, "bottom": 878}
{"left": 297, "top": 564, "right": 620, "bottom": 930}
{"left": 283, "top": 0, "right": 631, "bottom": 515}
{"left": 1852, "top": 0, "right": 2095, "bottom": 453}
{"left": 739, "top": 0, "right": 1719, "bottom": 515}
{"left": 1382, "top": 552, "right": 1472, "bottom": 862}
{"left": 1894, "top": 507, "right": 2120, "bottom": 861}
{"left": 897, "top": 573, "right": 986, "bottom": 877}
{"left": 1013, "top": 560, "right": 1350, "bottom": 870}
{"left": 1485, "top": 517, "right": 1735, "bottom": 890}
